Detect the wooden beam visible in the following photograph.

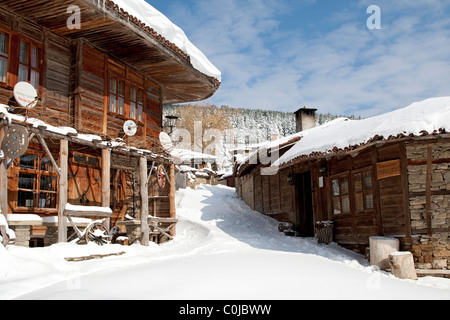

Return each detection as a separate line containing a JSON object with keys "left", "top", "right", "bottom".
{"left": 37, "top": 133, "right": 61, "bottom": 176}
{"left": 74, "top": 39, "right": 83, "bottom": 131}
{"left": 102, "top": 148, "right": 111, "bottom": 231}
{"left": 0, "top": 128, "right": 8, "bottom": 219}
{"left": 102, "top": 53, "right": 108, "bottom": 135}
{"left": 426, "top": 144, "right": 433, "bottom": 236}
{"left": 140, "top": 157, "right": 149, "bottom": 246}
{"left": 400, "top": 142, "right": 412, "bottom": 239}
{"left": 147, "top": 161, "right": 156, "bottom": 184}
{"left": 169, "top": 163, "right": 176, "bottom": 237}
{"left": 58, "top": 139, "right": 69, "bottom": 243}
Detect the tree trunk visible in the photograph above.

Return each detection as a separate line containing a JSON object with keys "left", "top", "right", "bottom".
{"left": 389, "top": 252, "right": 418, "bottom": 280}
{"left": 369, "top": 236, "right": 400, "bottom": 270}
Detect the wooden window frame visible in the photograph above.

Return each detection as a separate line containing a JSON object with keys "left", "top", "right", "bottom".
{"left": 18, "top": 38, "right": 42, "bottom": 90}
{"left": 352, "top": 167, "right": 375, "bottom": 214}
{"left": 0, "top": 30, "right": 9, "bottom": 84}
{"left": 15, "top": 150, "right": 59, "bottom": 214}
{"left": 330, "top": 172, "right": 351, "bottom": 216}
{"left": 130, "top": 85, "right": 144, "bottom": 124}
{"left": 109, "top": 75, "right": 125, "bottom": 117}
{"left": 330, "top": 166, "right": 376, "bottom": 217}
{"left": 72, "top": 152, "right": 101, "bottom": 168}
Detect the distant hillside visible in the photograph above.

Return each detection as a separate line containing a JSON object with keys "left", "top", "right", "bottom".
{"left": 163, "top": 104, "right": 362, "bottom": 169}
{"left": 164, "top": 104, "right": 361, "bottom": 141}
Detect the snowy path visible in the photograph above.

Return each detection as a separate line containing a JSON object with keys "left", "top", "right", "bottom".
{"left": 1, "top": 185, "right": 450, "bottom": 300}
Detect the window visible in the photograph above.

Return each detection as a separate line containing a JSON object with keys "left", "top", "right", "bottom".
{"left": 0, "top": 32, "right": 9, "bottom": 83}
{"left": 109, "top": 77, "right": 125, "bottom": 115}
{"left": 130, "top": 86, "right": 144, "bottom": 122}
{"left": 331, "top": 168, "right": 375, "bottom": 216}
{"left": 353, "top": 170, "right": 374, "bottom": 212}
{"left": 73, "top": 152, "right": 100, "bottom": 167}
{"left": 17, "top": 153, "right": 58, "bottom": 210}
{"left": 331, "top": 175, "right": 350, "bottom": 215}
{"left": 18, "top": 41, "right": 40, "bottom": 90}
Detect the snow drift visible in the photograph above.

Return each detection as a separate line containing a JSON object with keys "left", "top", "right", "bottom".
{"left": 1, "top": 185, "right": 449, "bottom": 300}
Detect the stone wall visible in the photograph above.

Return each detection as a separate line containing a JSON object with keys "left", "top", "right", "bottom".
{"left": 407, "top": 141, "right": 450, "bottom": 270}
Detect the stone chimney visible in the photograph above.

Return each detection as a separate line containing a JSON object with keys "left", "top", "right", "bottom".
{"left": 295, "top": 107, "right": 317, "bottom": 133}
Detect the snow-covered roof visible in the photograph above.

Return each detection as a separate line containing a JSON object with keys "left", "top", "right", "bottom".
{"left": 0, "top": 104, "right": 170, "bottom": 161}
{"left": 275, "top": 97, "right": 450, "bottom": 167}
{"left": 112, "top": 0, "right": 221, "bottom": 82}
{"left": 171, "top": 148, "right": 218, "bottom": 162}
{"left": 236, "top": 118, "right": 349, "bottom": 167}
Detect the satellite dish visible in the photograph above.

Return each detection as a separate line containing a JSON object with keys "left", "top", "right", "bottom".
{"left": 159, "top": 132, "right": 174, "bottom": 152}
{"left": 123, "top": 120, "right": 137, "bottom": 137}
{"left": 13, "top": 82, "right": 38, "bottom": 109}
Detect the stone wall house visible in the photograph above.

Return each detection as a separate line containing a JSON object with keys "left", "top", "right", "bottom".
{"left": 407, "top": 142, "right": 450, "bottom": 270}
{"left": 236, "top": 98, "right": 450, "bottom": 274}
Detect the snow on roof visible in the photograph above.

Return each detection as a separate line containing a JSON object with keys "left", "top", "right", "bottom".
{"left": 275, "top": 97, "right": 450, "bottom": 167}
{"left": 0, "top": 104, "right": 169, "bottom": 160}
{"left": 171, "top": 148, "right": 218, "bottom": 162}
{"left": 112, "top": 0, "right": 221, "bottom": 82}
{"left": 236, "top": 117, "right": 349, "bottom": 167}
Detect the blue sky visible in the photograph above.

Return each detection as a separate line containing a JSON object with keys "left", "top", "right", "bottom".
{"left": 148, "top": 0, "right": 450, "bottom": 117}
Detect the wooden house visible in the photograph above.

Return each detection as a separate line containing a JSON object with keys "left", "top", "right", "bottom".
{"left": 236, "top": 98, "right": 450, "bottom": 272}
{"left": 0, "top": 0, "right": 220, "bottom": 246}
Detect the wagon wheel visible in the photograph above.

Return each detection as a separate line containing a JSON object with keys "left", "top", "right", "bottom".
{"left": 84, "top": 223, "right": 111, "bottom": 246}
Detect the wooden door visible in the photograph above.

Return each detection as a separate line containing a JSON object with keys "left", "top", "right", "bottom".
{"left": 295, "top": 172, "right": 315, "bottom": 237}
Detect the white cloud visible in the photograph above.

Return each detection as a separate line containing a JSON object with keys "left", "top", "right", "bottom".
{"left": 165, "top": 0, "right": 450, "bottom": 117}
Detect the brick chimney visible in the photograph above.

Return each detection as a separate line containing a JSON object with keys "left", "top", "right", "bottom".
{"left": 295, "top": 107, "right": 317, "bottom": 133}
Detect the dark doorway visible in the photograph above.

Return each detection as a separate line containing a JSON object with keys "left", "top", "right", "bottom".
{"left": 295, "top": 172, "right": 315, "bottom": 237}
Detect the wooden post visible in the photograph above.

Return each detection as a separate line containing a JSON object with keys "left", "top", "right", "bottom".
{"left": 169, "top": 163, "right": 176, "bottom": 237}
{"left": 140, "top": 157, "right": 149, "bottom": 246}
{"left": 102, "top": 148, "right": 111, "bottom": 231}
{"left": 426, "top": 144, "right": 433, "bottom": 236}
{"left": 0, "top": 128, "right": 7, "bottom": 219}
{"left": 58, "top": 139, "right": 69, "bottom": 243}
{"left": 389, "top": 252, "right": 418, "bottom": 280}
{"left": 74, "top": 39, "right": 83, "bottom": 131}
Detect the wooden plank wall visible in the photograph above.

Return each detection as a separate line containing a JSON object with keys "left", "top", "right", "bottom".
{"left": 80, "top": 43, "right": 105, "bottom": 135}
{"left": 241, "top": 167, "right": 294, "bottom": 222}
{"left": 377, "top": 143, "right": 408, "bottom": 236}
{"left": 0, "top": 8, "right": 164, "bottom": 152}
{"left": 241, "top": 175, "right": 254, "bottom": 210}
{"left": 44, "top": 32, "right": 71, "bottom": 127}
{"left": 148, "top": 165, "right": 171, "bottom": 218}
{"left": 145, "top": 79, "right": 162, "bottom": 149}
{"left": 0, "top": 9, "right": 70, "bottom": 126}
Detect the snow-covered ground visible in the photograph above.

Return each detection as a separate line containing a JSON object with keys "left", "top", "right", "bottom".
{"left": 1, "top": 185, "right": 450, "bottom": 300}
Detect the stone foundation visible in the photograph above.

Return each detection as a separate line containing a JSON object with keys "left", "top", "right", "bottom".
{"left": 407, "top": 141, "right": 450, "bottom": 270}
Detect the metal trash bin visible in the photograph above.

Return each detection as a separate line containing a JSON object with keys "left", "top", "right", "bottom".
{"left": 316, "top": 221, "right": 334, "bottom": 245}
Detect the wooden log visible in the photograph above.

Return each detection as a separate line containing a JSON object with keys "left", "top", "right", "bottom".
{"left": 0, "top": 128, "right": 7, "bottom": 219}
{"left": 369, "top": 236, "right": 400, "bottom": 270}
{"left": 58, "top": 139, "right": 69, "bottom": 243}
{"left": 389, "top": 252, "right": 418, "bottom": 280}
{"left": 140, "top": 157, "right": 149, "bottom": 246}
{"left": 1, "top": 225, "right": 9, "bottom": 246}
{"left": 169, "top": 163, "right": 176, "bottom": 237}
{"left": 102, "top": 148, "right": 111, "bottom": 231}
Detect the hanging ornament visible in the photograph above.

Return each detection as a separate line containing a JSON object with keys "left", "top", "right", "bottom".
{"left": 1, "top": 125, "right": 29, "bottom": 160}
{"left": 158, "top": 165, "right": 166, "bottom": 188}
